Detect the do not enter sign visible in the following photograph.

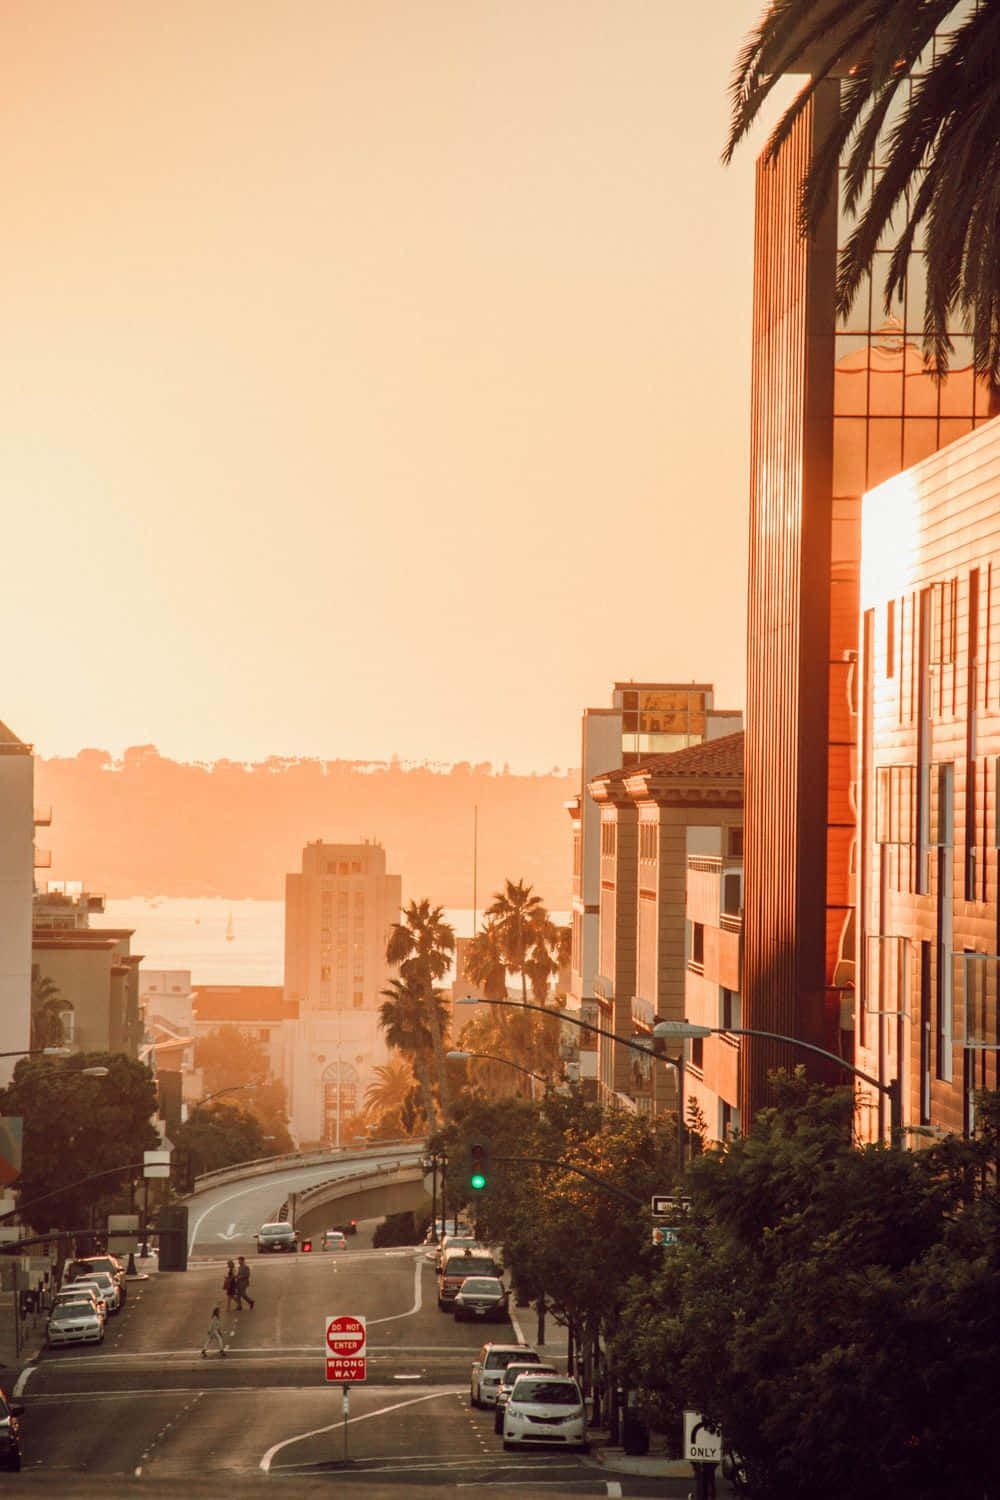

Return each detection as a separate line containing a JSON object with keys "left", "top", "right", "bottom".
{"left": 325, "top": 1315, "right": 367, "bottom": 1383}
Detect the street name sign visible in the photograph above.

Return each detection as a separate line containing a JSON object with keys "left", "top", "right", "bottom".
{"left": 651, "top": 1194, "right": 691, "bottom": 1218}
{"left": 325, "top": 1314, "right": 367, "bottom": 1383}
{"left": 684, "top": 1410, "right": 723, "bottom": 1463}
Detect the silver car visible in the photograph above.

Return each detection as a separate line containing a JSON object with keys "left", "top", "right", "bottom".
{"left": 47, "top": 1300, "right": 105, "bottom": 1347}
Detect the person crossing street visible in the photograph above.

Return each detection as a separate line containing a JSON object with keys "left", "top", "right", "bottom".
{"left": 235, "top": 1255, "right": 255, "bottom": 1310}
{"left": 201, "top": 1306, "right": 227, "bottom": 1357}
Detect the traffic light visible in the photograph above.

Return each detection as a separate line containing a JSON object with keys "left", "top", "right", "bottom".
{"left": 468, "top": 1135, "right": 491, "bottom": 1191}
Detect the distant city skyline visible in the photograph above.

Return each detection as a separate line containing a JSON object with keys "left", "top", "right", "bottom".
{"left": 4, "top": 3, "right": 776, "bottom": 772}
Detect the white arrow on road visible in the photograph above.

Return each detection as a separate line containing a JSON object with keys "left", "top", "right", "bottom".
{"left": 217, "top": 1223, "right": 240, "bottom": 1240}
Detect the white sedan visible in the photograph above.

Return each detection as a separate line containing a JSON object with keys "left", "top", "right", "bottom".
{"left": 503, "top": 1375, "right": 587, "bottom": 1453}
{"left": 47, "top": 1300, "right": 105, "bottom": 1347}
{"left": 73, "top": 1271, "right": 121, "bottom": 1313}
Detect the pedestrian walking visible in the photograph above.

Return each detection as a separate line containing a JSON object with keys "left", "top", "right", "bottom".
{"left": 223, "top": 1259, "right": 239, "bottom": 1312}
{"left": 201, "top": 1306, "right": 226, "bottom": 1358}
{"left": 235, "top": 1255, "right": 254, "bottom": 1310}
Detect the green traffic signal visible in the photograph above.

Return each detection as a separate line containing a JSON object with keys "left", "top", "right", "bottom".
{"left": 469, "top": 1136, "right": 490, "bottom": 1191}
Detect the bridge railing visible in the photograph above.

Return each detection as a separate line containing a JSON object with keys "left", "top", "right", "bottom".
{"left": 188, "top": 1139, "right": 426, "bottom": 1196}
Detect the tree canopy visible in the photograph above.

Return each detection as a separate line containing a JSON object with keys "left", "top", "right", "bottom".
{"left": 0, "top": 1053, "right": 160, "bottom": 1233}
{"left": 612, "top": 1074, "right": 1000, "bottom": 1500}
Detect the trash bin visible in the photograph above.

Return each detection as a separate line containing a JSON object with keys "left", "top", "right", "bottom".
{"left": 621, "top": 1409, "right": 649, "bottom": 1456}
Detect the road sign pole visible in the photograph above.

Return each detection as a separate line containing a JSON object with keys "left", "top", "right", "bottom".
{"left": 342, "top": 1384, "right": 350, "bottom": 1461}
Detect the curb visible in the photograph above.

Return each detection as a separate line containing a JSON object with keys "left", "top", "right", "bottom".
{"left": 591, "top": 1445, "right": 694, "bottom": 1477}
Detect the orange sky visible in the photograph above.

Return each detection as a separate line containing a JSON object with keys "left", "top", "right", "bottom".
{"left": 3, "top": 2, "right": 774, "bottom": 771}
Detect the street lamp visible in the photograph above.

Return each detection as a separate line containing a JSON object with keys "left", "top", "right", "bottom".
{"left": 652, "top": 1021, "right": 903, "bottom": 1148}
{"left": 446, "top": 1049, "right": 547, "bottom": 1100}
{"left": 455, "top": 995, "right": 686, "bottom": 1173}
{"left": 189, "top": 1078, "right": 264, "bottom": 1114}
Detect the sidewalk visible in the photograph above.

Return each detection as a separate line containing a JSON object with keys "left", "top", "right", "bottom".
{"left": 589, "top": 1430, "right": 737, "bottom": 1492}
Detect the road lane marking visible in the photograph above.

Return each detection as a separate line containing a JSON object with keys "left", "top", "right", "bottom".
{"left": 367, "top": 1250, "right": 422, "bottom": 1327}
{"left": 260, "top": 1387, "right": 459, "bottom": 1472}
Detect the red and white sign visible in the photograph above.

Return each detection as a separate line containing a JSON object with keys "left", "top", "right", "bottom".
{"left": 325, "top": 1314, "right": 367, "bottom": 1383}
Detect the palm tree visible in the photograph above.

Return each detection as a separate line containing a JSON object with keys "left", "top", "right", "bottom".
{"left": 378, "top": 978, "right": 441, "bottom": 1131}
{"left": 462, "top": 918, "right": 508, "bottom": 1002}
{"left": 725, "top": 1, "right": 1000, "bottom": 379}
{"left": 363, "top": 1055, "right": 415, "bottom": 1120}
{"left": 385, "top": 900, "right": 455, "bottom": 1111}
{"left": 30, "top": 965, "right": 70, "bottom": 1051}
{"left": 484, "top": 878, "right": 547, "bottom": 1006}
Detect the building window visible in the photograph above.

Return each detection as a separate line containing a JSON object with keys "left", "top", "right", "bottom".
{"left": 320, "top": 965, "right": 331, "bottom": 981}
{"left": 721, "top": 988, "right": 740, "bottom": 1029}
{"left": 928, "top": 578, "right": 956, "bottom": 666}
{"left": 601, "top": 822, "right": 617, "bottom": 857}
{"left": 690, "top": 1036, "right": 704, "bottom": 1070}
{"left": 352, "top": 991, "right": 364, "bottom": 1009}
{"left": 639, "top": 823, "right": 657, "bottom": 860}
{"left": 720, "top": 1100, "right": 733, "bottom": 1142}
{"left": 690, "top": 922, "right": 705, "bottom": 969}
{"left": 726, "top": 825, "right": 743, "bottom": 858}
{"left": 886, "top": 598, "right": 896, "bottom": 678}
{"left": 875, "top": 764, "right": 916, "bottom": 844}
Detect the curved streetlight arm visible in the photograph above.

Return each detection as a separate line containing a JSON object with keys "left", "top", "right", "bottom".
{"left": 455, "top": 996, "right": 679, "bottom": 1071}
{"left": 192, "top": 1078, "right": 265, "bottom": 1111}
{"left": 656, "top": 1023, "right": 902, "bottom": 1146}
{"left": 446, "top": 1050, "right": 546, "bottom": 1084}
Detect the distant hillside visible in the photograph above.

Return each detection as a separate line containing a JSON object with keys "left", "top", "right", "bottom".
{"left": 35, "top": 748, "right": 577, "bottom": 909}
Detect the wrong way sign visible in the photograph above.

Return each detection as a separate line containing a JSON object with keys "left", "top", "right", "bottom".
{"left": 325, "top": 1314, "right": 367, "bottom": 1383}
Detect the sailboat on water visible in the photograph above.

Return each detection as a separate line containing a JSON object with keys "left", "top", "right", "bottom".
{"left": 225, "top": 911, "right": 234, "bottom": 942}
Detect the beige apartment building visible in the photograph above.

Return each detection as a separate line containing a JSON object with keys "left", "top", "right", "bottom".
{"left": 588, "top": 732, "right": 744, "bottom": 1124}
{"left": 567, "top": 684, "right": 740, "bottom": 1106}
{"left": 283, "top": 839, "right": 401, "bottom": 1146}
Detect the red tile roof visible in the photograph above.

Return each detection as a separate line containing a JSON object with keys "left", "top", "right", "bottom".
{"left": 193, "top": 985, "right": 292, "bottom": 1022}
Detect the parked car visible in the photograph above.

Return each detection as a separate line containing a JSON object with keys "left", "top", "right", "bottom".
{"left": 494, "top": 1362, "right": 558, "bottom": 1432}
{"left": 47, "top": 1300, "right": 105, "bottom": 1348}
{"left": 54, "top": 1286, "right": 106, "bottom": 1322}
{"left": 435, "top": 1234, "right": 479, "bottom": 1272}
{"left": 438, "top": 1248, "right": 502, "bottom": 1309}
{"left": 469, "top": 1342, "right": 542, "bottom": 1408}
{"left": 74, "top": 1270, "right": 121, "bottom": 1313}
{"left": 65, "top": 1254, "right": 127, "bottom": 1304}
{"left": 503, "top": 1374, "right": 587, "bottom": 1452}
{"left": 453, "top": 1276, "right": 509, "bottom": 1323}
{"left": 0, "top": 1390, "right": 24, "bottom": 1472}
{"left": 321, "top": 1230, "right": 348, "bottom": 1252}
{"left": 256, "top": 1221, "right": 298, "bottom": 1253}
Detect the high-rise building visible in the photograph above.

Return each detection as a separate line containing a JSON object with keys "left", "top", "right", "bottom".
{"left": 283, "top": 839, "right": 401, "bottom": 1146}
{"left": 743, "top": 75, "right": 997, "bottom": 1127}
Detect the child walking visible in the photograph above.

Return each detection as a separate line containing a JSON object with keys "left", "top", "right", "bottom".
{"left": 201, "top": 1306, "right": 227, "bottom": 1358}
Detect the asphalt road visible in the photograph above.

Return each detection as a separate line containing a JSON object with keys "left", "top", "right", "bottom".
{"left": 10, "top": 1234, "right": 677, "bottom": 1497}
{"left": 184, "top": 1147, "right": 424, "bottom": 1258}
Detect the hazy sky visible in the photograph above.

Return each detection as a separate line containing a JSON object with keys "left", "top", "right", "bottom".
{"left": 4, "top": 2, "right": 773, "bottom": 771}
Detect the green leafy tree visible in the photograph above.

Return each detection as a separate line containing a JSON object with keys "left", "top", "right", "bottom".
{"left": 0, "top": 1053, "right": 160, "bottom": 1233}
{"left": 172, "top": 1100, "right": 272, "bottom": 1188}
{"left": 726, "top": 0, "right": 1000, "bottom": 379}
{"left": 385, "top": 899, "right": 455, "bottom": 1110}
{"left": 613, "top": 1073, "right": 1000, "bottom": 1499}
{"left": 193, "top": 1028, "right": 293, "bottom": 1150}
{"left": 29, "top": 964, "right": 71, "bottom": 1051}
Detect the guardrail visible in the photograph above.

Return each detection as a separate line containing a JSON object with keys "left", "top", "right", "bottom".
{"left": 188, "top": 1140, "right": 426, "bottom": 1196}
{"left": 293, "top": 1157, "right": 425, "bottom": 1212}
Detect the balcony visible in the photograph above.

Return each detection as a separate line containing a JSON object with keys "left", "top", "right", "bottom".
{"left": 33, "top": 806, "right": 52, "bottom": 827}
{"left": 33, "top": 849, "right": 52, "bottom": 869}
